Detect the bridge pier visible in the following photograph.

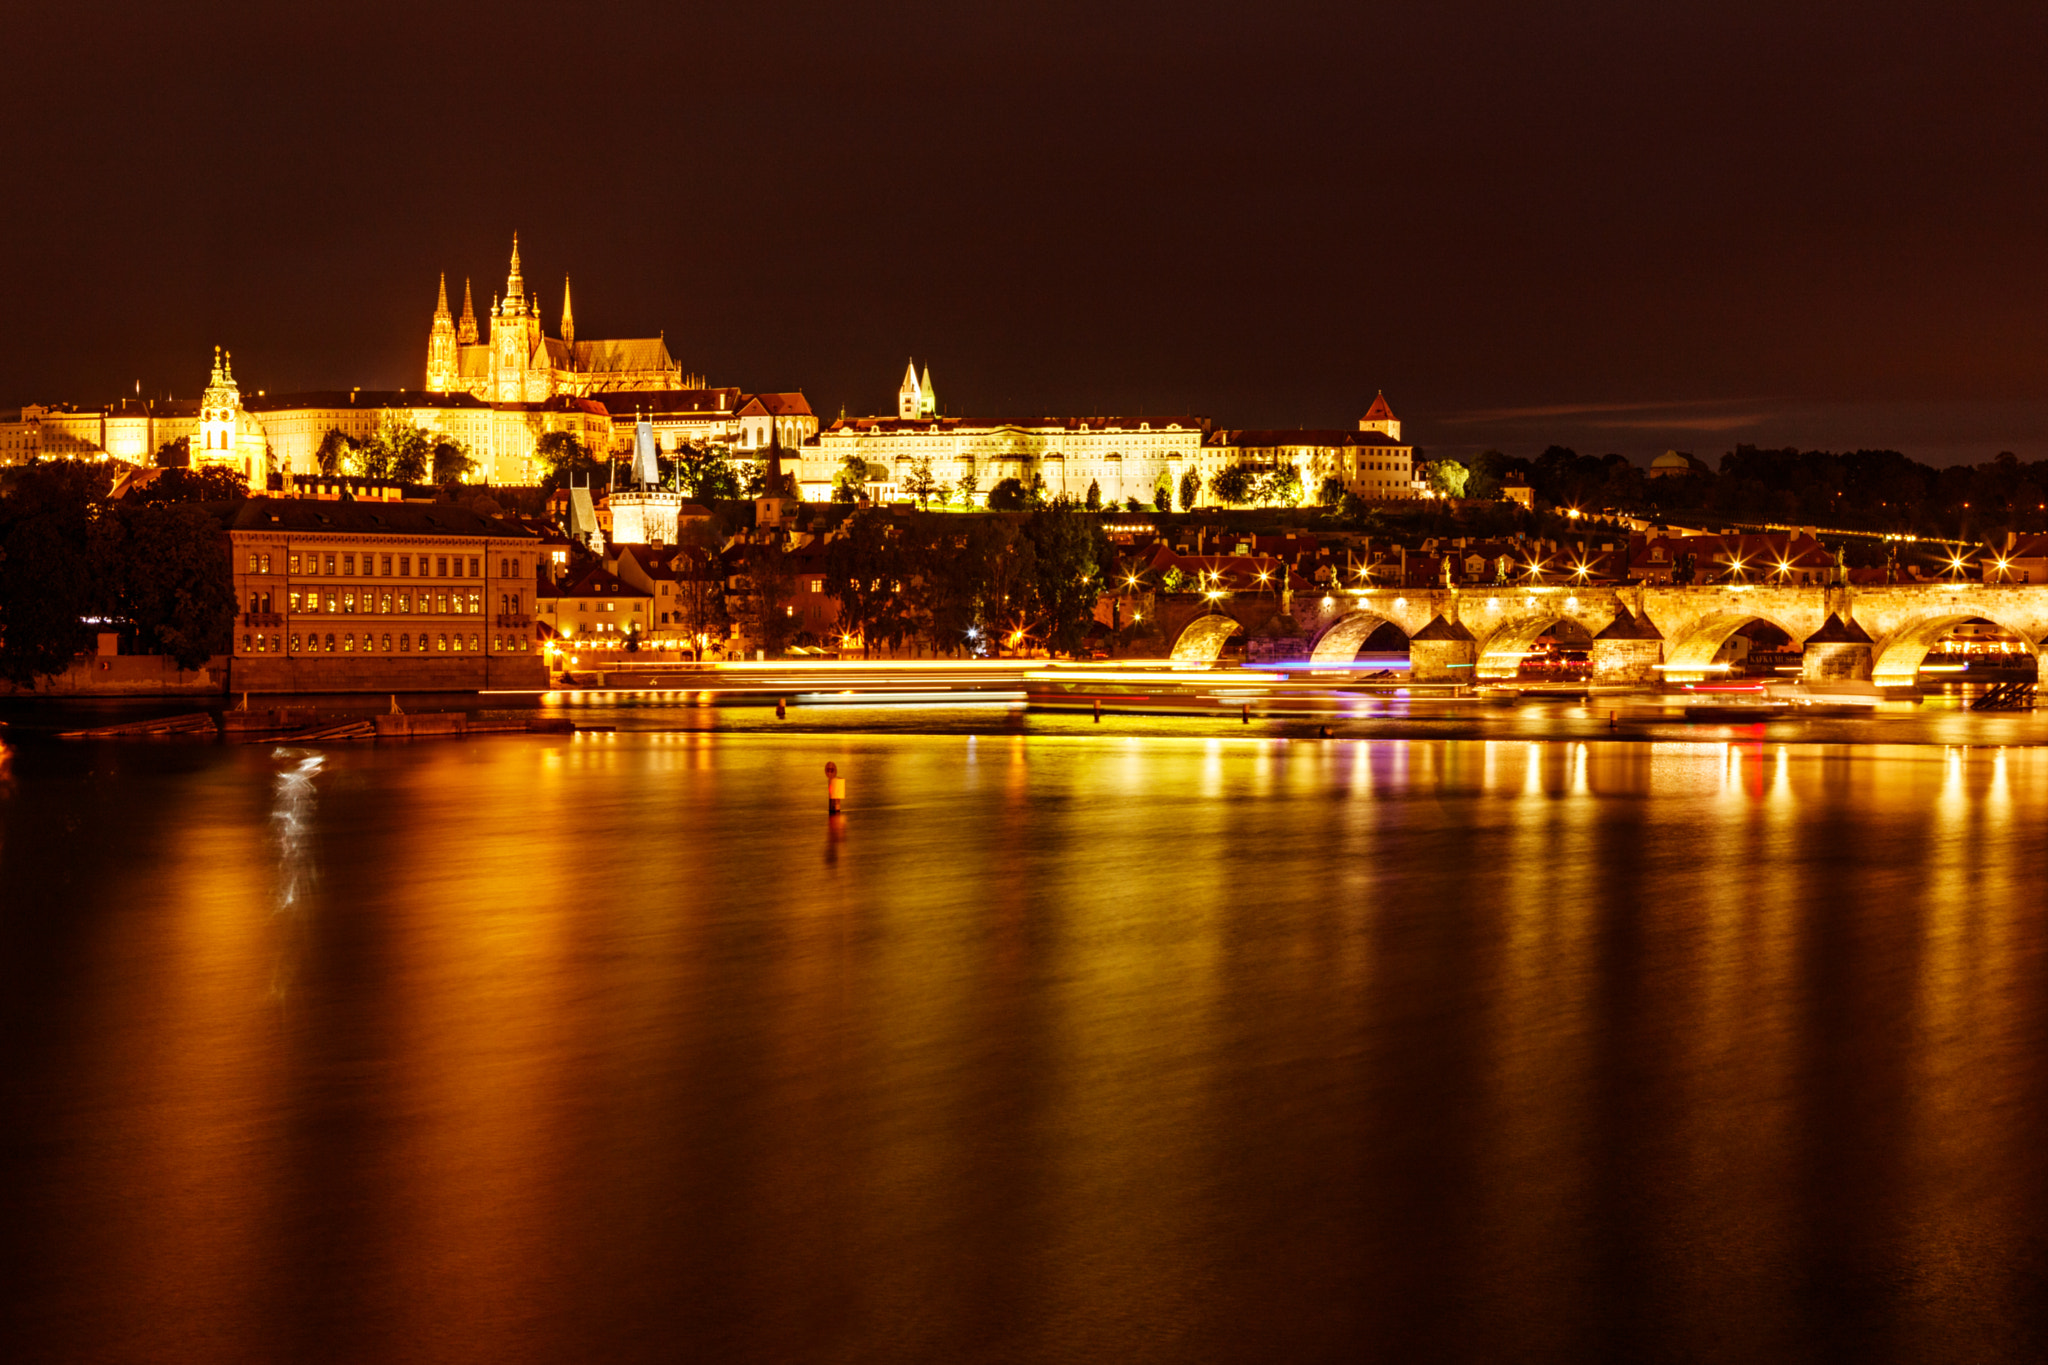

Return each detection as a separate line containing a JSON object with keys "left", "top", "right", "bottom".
{"left": 1800, "top": 614, "right": 1875, "bottom": 682}
{"left": 1409, "top": 615, "right": 1476, "bottom": 682}
{"left": 1591, "top": 607, "right": 1663, "bottom": 686}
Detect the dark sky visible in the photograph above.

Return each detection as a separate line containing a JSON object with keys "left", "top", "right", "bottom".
{"left": 7, "top": 0, "right": 2048, "bottom": 464}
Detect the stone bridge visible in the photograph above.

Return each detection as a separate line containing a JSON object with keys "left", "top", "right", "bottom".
{"left": 1160, "top": 582, "right": 2048, "bottom": 685}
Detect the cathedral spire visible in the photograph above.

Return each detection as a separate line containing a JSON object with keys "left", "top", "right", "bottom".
{"left": 919, "top": 363, "right": 937, "bottom": 417}
{"left": 561, "top": 275, "right": 575, "bottom": 347}
{"left": 457, "top": 278, "right": 478, "bottom": 344}
{"left": 434, "top": 272, "right": 450, "bottom": 320}
{"left": 506, "top": 233, "right": 525, "bottom": 306}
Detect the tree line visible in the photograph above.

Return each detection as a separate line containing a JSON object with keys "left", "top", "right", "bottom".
{"left": 0, "top": 463, "right": 241, "bottom": 685}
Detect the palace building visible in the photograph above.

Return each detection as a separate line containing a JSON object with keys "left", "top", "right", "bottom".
{"left": 794, "top": 364, "right": 1417, "bottom": 508}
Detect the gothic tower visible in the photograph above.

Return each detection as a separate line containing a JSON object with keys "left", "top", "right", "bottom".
{"left": 456, "top": 277, "right": 478, "bottom": 344}
{"left": 918, "top": 363, "right": 937, "bottom": 418}
{"left": 897, "top": 359, "right": 921, "bottom": 419}
{"left": 561, "top": 276, "right": 575, "bottom": 348}
{"left": 490, "top": 234, "right": 535, "bottom": 403}
{"left": 426, "top": 273, "right": 458, "bottom": 392}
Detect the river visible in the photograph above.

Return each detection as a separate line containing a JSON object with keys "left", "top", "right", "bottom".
{"left": 1, "top": 722, "right": 2044, "bottom": 1362}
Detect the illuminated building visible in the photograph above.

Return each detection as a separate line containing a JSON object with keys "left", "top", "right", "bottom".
{"left": 799, "top": 366, "right": 1416, "bottom": 507}
{"left": 226, "top": 498, "right": 546, "bottom": 691}
{"left": 424, "top": 237, "right": 683, "bottom": 402}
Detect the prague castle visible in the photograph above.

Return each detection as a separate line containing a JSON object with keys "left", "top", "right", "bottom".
{"left": 425, "top": 235, "right": 683, "bottom": 402}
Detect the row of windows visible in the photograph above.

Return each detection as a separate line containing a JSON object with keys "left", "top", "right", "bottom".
{"left": 282, "top": 589, "right": 507, "bottom": 615}
{"left": 246, "top": 551, "right": 515, "bottom": 579}
{"left": 244, "top": 631, "right": 532, "bottom": 654}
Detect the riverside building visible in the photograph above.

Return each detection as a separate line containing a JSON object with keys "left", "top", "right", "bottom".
{"left": 226, "top": 498, "right": 546, "bottom": 691}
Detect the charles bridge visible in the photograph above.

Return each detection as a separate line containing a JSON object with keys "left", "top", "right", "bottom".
{"left": 1155, "top": 581, "right": 2048, "bottom": 684}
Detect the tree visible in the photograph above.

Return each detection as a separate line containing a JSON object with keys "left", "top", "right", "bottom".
{"left": 153, "top": 436, "right": 191, "bottom": 469}
{"left": 1318, "top": 474, "right": 1347, "bottom": 507}
{"left": 1426, "top": 459, "right": 1471, "bottom": 499}
{"left": 1085, "top": 479, "right": 1102, "bottom": 511}
{"left": 1024, "top": 500, "right": 1107, "bottom": 657}
{"left": 822, "top": 507, "right": 908, "bottom": 656}
{"left": 432, "top": 439, "right": 478, "bottom": 484}
{"left": 1178, "top": 468, "right": 1200, "bottom": 511}
{"left": 831, "top": 453, "right": 878, "bottom": 503}
{"left": 675, "top": 442, "right": 742, "bottom": 501}
{"left": 0, "top": 461, "right": 105, "bottom": 685}
{"left": 1210, "top": 464, "right": 1255, "bottom": 506}
{"left": 535, "top": 430, "right": 596, "bottom": 488}
{"left": 357, "top": 417, "right": 435, "bottom": 483}
{"left": 986, "top": 477, "right": 1029, "bottom": 511}
{"left": 956, "top": 462, "right": 980, "bottom": 508}
{"left": 127, "top": 467, "right": 248, "bottom": 506}
{"left": 1154, "top": 484, "right": 1172, "bottom": 513}
{"left": 903, "top": 455, "right": 943, "bottom": 509}
{"left": 315, "top": 427, "right": 357, "bottom": 477}
{"left": 98, "top": 501, "right": 235, "bottom": 670}
{"left": 1254, "top": 466, "right": 1302, "bottom": 507}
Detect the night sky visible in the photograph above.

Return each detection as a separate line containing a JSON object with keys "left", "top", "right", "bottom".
{"left": 7, "top": 1, "right": 2048, "bottom": 463}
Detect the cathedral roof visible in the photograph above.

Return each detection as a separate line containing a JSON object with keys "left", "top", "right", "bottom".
{"left": 573, "top": 337, "right": 677, "bottom": 375}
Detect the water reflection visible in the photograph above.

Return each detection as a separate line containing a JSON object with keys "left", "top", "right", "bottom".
{"left": 1, "top": 736, "right": 2045, "bottom": 1362}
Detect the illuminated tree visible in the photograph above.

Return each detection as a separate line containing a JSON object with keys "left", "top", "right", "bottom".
{"left": 1085, "top": 479, "right": 1102, "bottom": 511}
{"left": 1178, "top": 468, "right": 1200, "bottom": 511}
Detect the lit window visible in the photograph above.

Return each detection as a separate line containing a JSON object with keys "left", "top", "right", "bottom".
{"left": 381, "top": 634, "right": 392, "bottom": 652}
{"left": 289, "top": 553, "right": 301, "bottom": 574}
{"left": 324, "top": 633, "right": 336, "bottom": 652}
{"left": 438, "top": 634, "right": 448, "bottom": 651}
{"left": 243, "top": 633, "right": 253, "bottom": 652}
{"left": 469, "top": 634, "right": 479, "bottom": 652}
{"left": 290, "top": 634, "right": 301, "bottom": 652}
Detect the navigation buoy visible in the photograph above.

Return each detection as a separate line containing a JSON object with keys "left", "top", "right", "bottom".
{"left": 1242, "top": 704, "right": 1251, "bottom": 724}
{"left": 1093, "top": 699, "right": 1102, "bottom": 722}
{"left": 776, "top": 696, "right": 787, "bottom": 720}
{"left": 825, "top": 761, "right": 845, "bottom": 815}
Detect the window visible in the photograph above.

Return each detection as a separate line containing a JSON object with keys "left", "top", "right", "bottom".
{"left": 466, "top": 590, "right": 481, "bottom": 614}
{"left": 417, "top": 633, "right": 428, "bottom": 652}
{"left": 500, "top": 594, "right": 510, "bottom": 615}
{"left": 400, "top": 555, "right": 411, "bottom": 576}
{"left": 261, "top": 553, "right": 272, "bottom": 573}
{"left": 242, "top": 633, "right": 252, "bottom": 652}
{"left": 289, "top": 553, "right": 301, "bottom": 574}
{"left": 468, "top": 557, "right": 480, "bottom": 577}
{"left": 343, "top": 590, "right": 356, "bottom": 613}
{"left": 381, "top": 634, "right": 392, "bottom": 651}
{"left": 500, "top": 558, "right": 510, "bottom": 577}
{"left": 288, "top": 591, "right": 302, "bottom": 612}
{"left": 290, "top": 634, "right": 300, "bottom": 652}
{"left": 452, "top": 557, "right": 463, "bottom": 578}
{"left": 606, "top": 602, "right": 616, "bottom": 612}
{"left": 808, "top": 579, "right": 822, "bottom": 593}
{"left": 343, "top": 554, "right": 355, "bottom": 575}
{"left": 469, "top": 634, "right": 479, "bottom": 652}
{"left": 512, "top": 592, "right": 520, "bottom": 614}
{"left": 324, "top": 634, "right": 336, "bottom": 652}
{"left": 579, "top": 602, "right": 587, "bottom": 613}
{"left": 343, "top": 633, "right": 355, "bottom": 652}
{"left": 324, "top": 591, "right": 337, "bottom": 613}
{"left": 247, "top": 553, "right": 258, "bottom": 573}
{"left": 324, "top": 554, "right": 336, "bottom": 575}
{"left": 521, "top": 637, "right": 529, "bottom": 651}
{"left": 400, "top": 633, "right": 411, "bottom": 652}
{"left": 380, "top": 592, "right": 392, "bottom": 613}
{"left": 437, "top": 634, "right": 448, "bottom": 651}
{"left": 437, "top": 556, "right": 448, "bottom": 576}
{"left": 437, "top": 592, "right": 450, "bottom": 614}
{"left": 381, "top": 555, "right": 392, "bottom": 575}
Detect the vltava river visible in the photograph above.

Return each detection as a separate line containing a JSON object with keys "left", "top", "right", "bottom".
{"left": 2, "top": 733, "right": 2045, "bottom": 1363}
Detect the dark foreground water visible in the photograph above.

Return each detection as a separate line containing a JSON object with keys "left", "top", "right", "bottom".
{"left": 2, "top": 731, "right": 2045, "bottom": 1363}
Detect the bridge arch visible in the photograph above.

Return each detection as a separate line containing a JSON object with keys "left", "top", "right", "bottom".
{"left": 1870, "top": 613, "right": 2040, "bottom": 685}
{"left": 1474, "top": 615, "right": 1590, "bottom": 679}
{"left": 1660, "top": 610, "right": 1804, "bottom": 680}
{"left": 1309, "top": 611, "right": 1408, "bottom": 663}
{"left": 1170, "top": 613, "right": 1245, "bottom": 664}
